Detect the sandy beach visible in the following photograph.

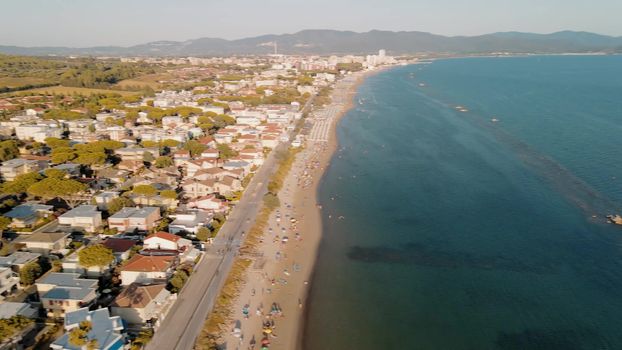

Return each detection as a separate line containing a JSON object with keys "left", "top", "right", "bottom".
{"left": 219, "top": 68, "right": 382, "bottom": 350}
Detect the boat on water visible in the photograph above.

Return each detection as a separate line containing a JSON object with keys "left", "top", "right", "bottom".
{"left": 491, "top": 118, "right": 499, "bottom": 122}
{"left": 418, "top": 83, "right": 426, "bottom": 87}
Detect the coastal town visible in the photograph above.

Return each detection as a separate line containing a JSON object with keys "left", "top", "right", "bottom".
{"left": 0, "top": 50, "right": 398, "bottom": 349}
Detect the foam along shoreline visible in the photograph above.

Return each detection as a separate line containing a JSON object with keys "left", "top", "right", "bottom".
{"left": 217, "top": 67, "right": 389, "bottom": 350}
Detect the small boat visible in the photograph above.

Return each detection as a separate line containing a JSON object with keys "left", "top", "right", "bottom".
{"left": 418, "top": 83, "right": 426, "bottom": 87}
{"left": 491, "top": 118, "right": 499, "bottom": 122}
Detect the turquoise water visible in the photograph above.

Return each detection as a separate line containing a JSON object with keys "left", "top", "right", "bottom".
{"left": 303, "top": 56, "right": 622, "bottom": 350}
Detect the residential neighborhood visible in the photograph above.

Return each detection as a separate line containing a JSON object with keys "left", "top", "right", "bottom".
{"left": 0, "top": 52, "right": 391, "bottom": 349}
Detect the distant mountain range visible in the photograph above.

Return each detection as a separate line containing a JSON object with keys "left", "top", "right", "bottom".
{"left": 1, "top": 30, "right": 621, "bottom": 57}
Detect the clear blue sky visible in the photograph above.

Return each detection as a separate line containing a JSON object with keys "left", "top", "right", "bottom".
{"left": 1, "top": 0, "right": 620, "bottom": 47}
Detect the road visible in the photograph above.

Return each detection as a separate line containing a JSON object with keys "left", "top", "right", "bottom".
{"left": 147, "top": 95, "right": 316, "bottom": 350}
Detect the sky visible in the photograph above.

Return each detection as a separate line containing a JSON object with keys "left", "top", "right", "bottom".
{"left": 1, "top": 0, "right": 621, "bottom": 47}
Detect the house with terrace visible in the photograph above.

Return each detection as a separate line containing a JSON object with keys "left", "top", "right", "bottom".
{"left": 51, "top": 307, "right": 124, "bottom": 350}
{"left": 35, "top": 272, "right": 98, "bottom": 317}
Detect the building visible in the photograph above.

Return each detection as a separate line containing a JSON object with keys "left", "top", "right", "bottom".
{"left": 114, "top": 147, "right": 160, "bottom": 162}
{"left": 102, "top": 238, "right": 137, "bottom": 263}
{"left": 108, "top": 207, "right": 161, "bottom": 232}
{"left": 4, "top": 202, "right": 53, "bottom": 228}
{"left": 0, "top": 267, "right": 19, "bottom": 299}
{"left": 93, "top": 191, "right": 120, "bottom": 211}
{"left": 0, "top": 251, "right": 41, "bottom": 272}
{"left": 168, "top": 211, "right": 212, "bottom": 235}
{"left": 119, "top": 254, "right": 176, "bottom": 286}
{"left": 58, "top": 205, "right": 102, "bottom": 233}
{"left": 111, "top": 283, "right": 172, "bottom": 325}
{"left": 51, "top": 307, "right": 124, "bottom": 350}
{"left": 15, "top": 232, "right": 71, "bottom": 254}
{"left": 0, "top": 158, "right": 45, "bottom": 182}
{"left": 0, "top": 302, "right": 38, "bottom": 319}
{"left": 143, "top": 231, "right": 192, "bottom": 251}
{"left": 36, "top": 272, "right": 98, "bottom": 317}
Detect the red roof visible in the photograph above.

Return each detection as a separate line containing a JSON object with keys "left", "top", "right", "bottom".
{"left": 103, "top": 238, "right": 136, "bottom": 253}
{"left": 122, "top": 254, "right": 175, "bottom": 272}
{"left": 145, "top": 231, "right": 182, "bottom": 242}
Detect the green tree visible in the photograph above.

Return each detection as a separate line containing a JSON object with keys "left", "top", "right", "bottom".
{"left": 196, "top": 227, "right": 209, "bottom": 241}
{"left": 44, "top": 137, "right": 70, "bottom": 149}
{"left": 0, "top": 216, "right": 10, "bottom": 232}
{"left": 0, "top": 140, "right": 19, "bottom": 162}
{"left": 160, "top": 139, "right": 180, "bottom": 148}
{"left": 74, "top": 151, "right": 106, "bottom": 166}
{"left": 68, "top": 321, "right": 95, "bottom": 348}
{"left": 0, "top": 316, "right": 33, "bottom": 342}
{"left": 183, "top": 140, "right": 206, "bottom": 157}
{"left": 44, "top": 168, "right": 67, "bottom": 179}
{"left": 154, "top": 156, "right": 173, "bottom": 168}
{"left": 216, "top": 143, "right": 238, "bottom": 160}
{"left": 140, "top": 140, "right": 158, "bottom": 148}
{"left": 133, "top": 184, "right": 157, "bottom": 197}
{"left": 107, "top": 197, "right": 134, "bottom": 214}
{"left": 1, "top": 172, "right": 43, "bottom": 194}
{"left": 19, "top": 261, "right": 42, "bottom": 285}
{"left": 78, "top": 244, "right": 114, "bottom": 268}
{"left": 143, "top": 151, "right": 155, "bottom": 163}
{"left": 27, "top": 178, "right": 87, "bottom": 207}
{"left": 160, "top": 190, "right": 177, "bottom": 200}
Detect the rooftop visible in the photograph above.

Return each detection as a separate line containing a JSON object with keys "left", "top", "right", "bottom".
{"left": 59, "top": 205, "right": 100, "bottom": 219}
{"left": 111, "top": 283, "right": 168, "bottom": 308}
{"left": 52, "top": 308, "right": 124, "bottom": 350}
{"left": 109, "top": 206, "right": 159, "bottom": 220}
{"left": 121, "top": 254, "right": 175, "bottom": 272}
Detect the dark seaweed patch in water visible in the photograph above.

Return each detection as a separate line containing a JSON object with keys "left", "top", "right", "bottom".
{"left": 347, "top": 243, "right": 554, "bottom": 274}
{"left": 495, "top": 328, "right": 607, "bottom": 350}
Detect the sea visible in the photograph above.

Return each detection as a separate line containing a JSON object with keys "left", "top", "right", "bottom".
{"left": 303, "top": 55, "right": 622, "bottom": 350}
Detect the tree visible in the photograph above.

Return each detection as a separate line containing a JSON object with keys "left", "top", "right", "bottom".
{"left": 44, "top": 168, "right": 67, "bottom": 179}
{"left": 216, "top": 143, "right": 238, "bottom": 160}
{"left": 44, "top": 137, "right": 70, "bottom": 149}
{"left": 160, "top": 139, "right": 180, "bottom": 148}
{"left": 19, "top": 261, "right": 42, "bottom": 285}
{"left": 143, "top": 151, "right": 155, "bottom": 163}
{"left": 27, "top": 178, "right": 87, "bottom": 207}
{"left": 140, "top": 140, "right": 158, "bottom": 148}
{"left": 183, "top": 140, "right": 206, "bottom": 157}
{"left": 154, "top": 156, "right": 173, "bottom": 168}
{"left": 1, "top": 172, "right": 43, "bottom": 195}
{"left": 160, "top": 190, "right": 177, "bottom": 200}
{"left": 68, "top": 321, "right": 93, "bottom": 348}
{"left": 0, "top": 316, "right": 33, "bottom": 342}
{"left": 78, "top": 244, "right": 114, "bottom": 268}
{"left": 74, "top": 152, "right": 106, "bottom": 166}
{"left": 0, "top": 216, "right": 10, "bottom": 232}
{"left": 107, "top": 197, "right": 134, "bottom": 214}
{"left": 196, "top": 227, "right": 209, "bottom": 241}
{"left": 133, "top": 184, "right": 157, "bottom": 197}
{"left": 0, "top": 140, "right": 19, "bottom": 162}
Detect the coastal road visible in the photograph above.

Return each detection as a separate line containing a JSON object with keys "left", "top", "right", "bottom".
{"left": 147, "top": 96, "right": 317, "bottom": 350}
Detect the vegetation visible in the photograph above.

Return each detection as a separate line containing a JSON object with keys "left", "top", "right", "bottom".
{"left": 154, "top": 156, "right": 173, "bottom": 168}
{"left": 0, "top": 140, "right": 19, "bottom": 161}
{"left": 78, "top": 244, "right": 114, "bottom": 268}
{"left": 1, "top": 172, "right": 43, "bottom": 195}
{"left": 183, "top": 140, "right": 206, "bottom": 157}
{"left": 19, "top": 261, "right": 43, "bottom": 285}
{"left": 216, "top": 143, "right": 237, "bottom": 160}
{"left": 27, "top": 177, "right": 87, "bottom": 208}
{"left": 133, "top": 184, "right": 157, "bottom": 197}
{"left": 130, "top": 329, "right": 153, "bottom": 350}
{"left": 107, "top": 197, "right": 135, "bottom": 215}
{"left": 167, "top": 264, "right": 193, "bottom": 293}
{"left": 196, "top": 227, "right": 210, "bottom": 241}
{"left": 336, "top": 62, "right": 364, "bottom": 72}
{"left": 68, "top": 320, "right": 98, "bottom": 349}
{"left": 0, "top": 315, "right": 33, "bottom": 342}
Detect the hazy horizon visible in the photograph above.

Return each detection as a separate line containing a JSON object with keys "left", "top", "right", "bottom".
{"left": 1, "top": 0, "right": 621, "bottom": 47}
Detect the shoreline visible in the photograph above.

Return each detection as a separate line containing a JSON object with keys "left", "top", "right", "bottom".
{"left": 218, "top": 66, "right": 391, "bottom": 350}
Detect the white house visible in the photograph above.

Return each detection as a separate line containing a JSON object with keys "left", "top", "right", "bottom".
{"left": 143, "top": 231, "right": 192, "bottom": 251}
{"left": 111, "top": 283, "right": 172, "bottom": 325}
{"left": 58, "top": 205, "right": 102, "bottom": 233}
{"left": 119, "top": 254, "right": 176, "bottom": 286}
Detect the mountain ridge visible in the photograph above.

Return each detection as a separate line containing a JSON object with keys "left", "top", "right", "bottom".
{"left": 1, "top": 29, "right": 621, "bottom": 56}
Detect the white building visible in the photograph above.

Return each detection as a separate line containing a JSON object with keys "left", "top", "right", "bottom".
{"left": 58, "top": 205, "right": 102, "bottom": 233}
